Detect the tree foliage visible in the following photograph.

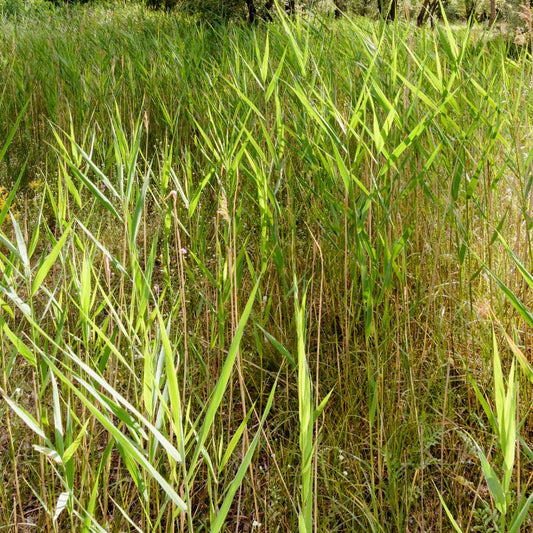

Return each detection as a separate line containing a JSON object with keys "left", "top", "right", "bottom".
{"left": 9, "top": 0, "right": 529, "bottom": 28}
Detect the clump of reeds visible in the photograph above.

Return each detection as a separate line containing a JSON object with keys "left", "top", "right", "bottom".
{"left": 0, "top": 4, "right": 531, "bottom": 531}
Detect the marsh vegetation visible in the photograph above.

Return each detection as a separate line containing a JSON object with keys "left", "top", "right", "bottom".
{"left": 0, "top": 3, "right": 532, "bottom": 531}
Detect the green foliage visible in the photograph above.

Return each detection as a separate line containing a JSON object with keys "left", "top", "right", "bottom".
{"left": 0, "top": 4, "right": 532, "bottom": 531}
{"left": 0, "top": 0, "right": 52, "bottom": 18}
{"left": 177, "top": 0, "right": 245, "bottom": 20}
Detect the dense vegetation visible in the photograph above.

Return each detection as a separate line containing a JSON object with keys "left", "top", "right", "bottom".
{"left": 1, "top": 0, "right": 531, "bottom": 26}
{"left": 0, "top": 3, "right": 532, "bottom": 532}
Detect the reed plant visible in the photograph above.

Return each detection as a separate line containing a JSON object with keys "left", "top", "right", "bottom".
{"left": 0, "top": 4, "right": 531, "bottom": 531}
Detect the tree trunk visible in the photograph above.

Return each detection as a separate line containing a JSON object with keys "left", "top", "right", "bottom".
{"left": 286, "top": 0, "right": 295, "bottom": 16}
{"left": 264, "top": 0, "right": 274, "bottom": 21}
{"left": 388, "top": 0, "right": 396, "bottom": 21}
{"left": 489, "top": 0, "right": 495, "bottom": 25}
{"left": 378, "top": 0, "right": 396, "bottom": 22}
{"left": 464, "top": 0, "right": 476, "bottom": 22}
{"left": 417, "top": 0, "right": 437, "bottom": 26}
{"left": 333, "top": 0, "right": 345, "bottom": 18}
{"left": 245, "top": 0, "right": 256, "bottom": 23}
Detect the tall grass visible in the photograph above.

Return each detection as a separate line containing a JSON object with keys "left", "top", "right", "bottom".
{"left": 0, "top": 4, "right": 532, "bottom": 531}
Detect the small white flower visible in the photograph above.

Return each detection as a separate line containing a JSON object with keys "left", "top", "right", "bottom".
{"left": 339, "top": 454, "right": 345, "bottom": 461}
{"left": 252, "top": 519, "right": 262, "bottom": 528}
{"left": 14, "top": 388, "right": 22, "bottom": 396}
{"left": 343, "top": 470, "right": 348, "bottom": 476}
